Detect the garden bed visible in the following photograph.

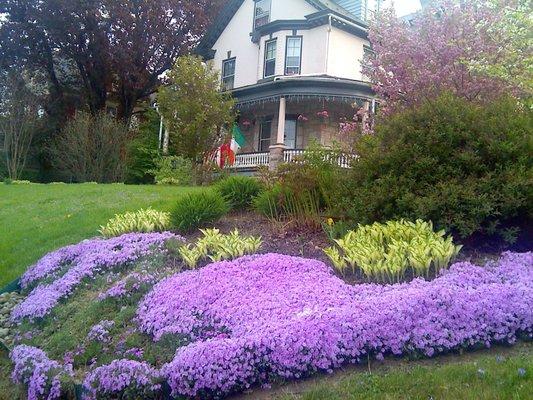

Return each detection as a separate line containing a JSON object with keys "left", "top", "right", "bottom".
{"left": 1, "top": 229, "right": 531, "bottom": 399}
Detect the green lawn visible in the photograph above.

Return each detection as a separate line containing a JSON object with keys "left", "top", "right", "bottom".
{"left": 274, "top": 344, "right": 532, "bottom": 400}
{"left": 0, "top": 183, "right": 204, "bottom": 287}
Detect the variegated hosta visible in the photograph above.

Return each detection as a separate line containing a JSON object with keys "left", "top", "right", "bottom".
{"left": 324, "top": 220, "right": 462, "bottom": 282}
{"left": 178, "top": 229, "right": 263, "bottom": 269}
{"left": 99, "top": 208, "right": 171, "bottom": 238}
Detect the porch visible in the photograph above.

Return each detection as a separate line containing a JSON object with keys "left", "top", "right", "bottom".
{"left": 226, "top": 76, "right": 375, "bottom": 170}
{"left": 228, "top": 149, "right": 354, "bottom": 170}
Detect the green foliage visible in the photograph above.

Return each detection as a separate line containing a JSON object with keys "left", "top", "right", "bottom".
{"left": 215, "top": 176, "right": 263, "bottom": 210}
{"left": 126, "top": 109, "right": 160, "bottom": 184}
{"left": 157, "top": 56, "right": 235, "bottom": 162}
{"left": 150, "top": 156, "right": 193, "bottom": 186}
{"left": 253, "top": 183, "right": 321, "bottom": 229}
{"left": 99, "top": 208, "right": 171, "bottom": 238}
{"left": 324, "top": 220, "right": 462, "bottom": 282}
{"left": 336, "top": 95, "right": 533, "bottom": 241}
{"left": 171, "top": 190, "right": 230, "bottom": 232}
{"left": 177, "top": 228, "right": 263, "bottom": 269}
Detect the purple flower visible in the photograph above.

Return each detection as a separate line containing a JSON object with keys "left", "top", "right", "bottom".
{"left": 137, "top": 252, "right": 533, "bottom": 398}
{"left": 82, "top": 359, "right": 161, "bottom": 400}
{"left": 10, "top": 345, "right": 71, "bottom": 400}
{"left": 12, "top": 233, "right": 183, "bottom": 322}
{"left": 87, "top": 320, "right": 115, "bottom": 343}
{"left": 98, "top": 272, "right": 157, "bottom": 301}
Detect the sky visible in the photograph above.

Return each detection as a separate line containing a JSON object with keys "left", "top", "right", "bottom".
{"left": 383, "top": 0, "right": 422, "bottom": 16}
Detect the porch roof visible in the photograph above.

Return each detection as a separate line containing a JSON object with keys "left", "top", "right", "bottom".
{"left": 230, "top": 75, "right": 374, "bottom": 109}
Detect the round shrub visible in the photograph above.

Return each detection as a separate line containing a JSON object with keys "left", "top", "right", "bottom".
{"left": 171, "top": 191, "right": 230, "bottom": 232}
{"left": 215, "top": 175, "right": 263, "bottom": 210}
{"left": 337, "top": 94, "right": 532, "bottom": 242}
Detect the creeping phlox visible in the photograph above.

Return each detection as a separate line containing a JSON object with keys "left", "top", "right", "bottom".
{"left": 138, "top": 252, "right": 532, "bottom": 398}
{"left": 324, "top": 220, "right": 463, "bottom": 282}
{"left": 82, "top": 359, "right": 162, "bottom": 400}
{"left": 10, "top": 345, "right": 72, "bottom": 400}
{"left": 12, "top": 232, "right": 183, "bottom": 322}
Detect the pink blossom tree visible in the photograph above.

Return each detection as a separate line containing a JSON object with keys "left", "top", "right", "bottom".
{"left": 363, "top": 0, "right": 528, "bottom": 114}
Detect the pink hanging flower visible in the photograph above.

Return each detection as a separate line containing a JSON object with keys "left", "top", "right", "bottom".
{"left": 316, "top": 110, "right": 329, "bottom": 119}
{"left": 297, "top": 114, "right": 308, "bottom": 122}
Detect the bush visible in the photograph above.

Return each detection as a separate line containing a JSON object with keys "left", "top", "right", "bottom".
{"left": 215, "top": 176, "right": 262, "bottom": 210}
{"left": 336, "top": 95, "right": 532, "bottom": 242}
{"left": 171, "top": 191, "right": 230, "bottom": 232}
{"left": 50, "top": 111, "right": 131, "bottom": 183}
{"left": 150, "top": 156, "right": 193, "bottom": 186}
{"left": 99, "top": 208, "right": 171, "bottom": 238}
{"left": 324, "top": 220, "right": 462, "bottom": 282}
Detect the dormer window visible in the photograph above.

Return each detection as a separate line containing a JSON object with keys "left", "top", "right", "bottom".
{"left": 254, "top": 0, "right": 271, "bottom": 29}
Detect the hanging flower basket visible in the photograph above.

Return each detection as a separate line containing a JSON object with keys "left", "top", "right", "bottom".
{"left": 297, "top": 114, "right": 308, "bottom": 122}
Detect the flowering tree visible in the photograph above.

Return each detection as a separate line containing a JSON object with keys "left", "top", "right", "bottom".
{"left": 363, "top": 0, "right": 529, "bottom": 114}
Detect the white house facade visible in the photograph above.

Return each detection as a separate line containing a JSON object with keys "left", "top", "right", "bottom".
{"left": 197, "top": 0, "right": 381, "bottom": 170}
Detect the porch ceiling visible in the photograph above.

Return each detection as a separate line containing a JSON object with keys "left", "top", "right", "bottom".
{"left": 231, "top": 76, "right": 374, "bottom": 109}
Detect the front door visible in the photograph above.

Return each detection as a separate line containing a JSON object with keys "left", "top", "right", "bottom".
{"left": 284, "top": 117, "right": 297, "bottom": 149}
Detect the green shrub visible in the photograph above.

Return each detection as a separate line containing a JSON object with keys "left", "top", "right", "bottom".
{"left": 336, "top": 94, "right": 532, "bottom": 242}
{"left": 99, "top": 208, "right": 171, "bottom": 238}
{"left": 215, "top": 176, "right": 263, "bottom": 210}
{"left": 324, "top": 220, "right": 462, "bottom": 282}
{"left": 171, "top": 191, "right": 230, "bottom": 232}
{"left": 150, "top": 156, "right": 193, "bottom": 186}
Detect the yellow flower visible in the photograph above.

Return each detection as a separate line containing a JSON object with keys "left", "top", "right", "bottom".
{"left": 326, "top": 218, "right": 334, "bottom": 226}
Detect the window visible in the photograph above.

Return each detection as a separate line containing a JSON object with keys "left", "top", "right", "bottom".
{"left": 222, "top": 58, "right": 236, "bottom": 90}
{"left": 285, "top": 36, "right": 302, "bottom": 75}
{"left": 259, "top": 119, "right": 272, "bottom": 152}
{"left": 284, "top": 116, "right": 298, "bottom": 149}
{"left": 264, "top": 39, "right": 277, "bottom": 78}
{"left": 254, "top": 0, "right": 271, "bottom": 29}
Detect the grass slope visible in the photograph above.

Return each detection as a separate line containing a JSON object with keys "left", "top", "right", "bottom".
{"left": 274, "top": 343, "right": 532, "bottom": 400}
{"left": 0, "top": 183, "right": 203, "bottom": 287}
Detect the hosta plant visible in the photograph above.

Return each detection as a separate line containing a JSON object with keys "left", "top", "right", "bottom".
{"left": 324, "top": 220, "right": 462, "bottom": 282}
{"left": 99, "top": 208, "right": 171, "bottom": 238}
{"left": 178, "top": 228, "right": 262, "bottom": 268}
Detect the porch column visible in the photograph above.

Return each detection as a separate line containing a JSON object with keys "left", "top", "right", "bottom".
{"left": 269, "top": 97, "right": 286, "bottom": 170}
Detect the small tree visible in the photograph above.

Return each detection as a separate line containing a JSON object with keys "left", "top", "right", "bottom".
{"left": 0, "top": 75, "right": 41, "bottom": 180}
{"left": 157, "top": 56, "right": 235, "bottom": 163}
{"left": 363, "top": 0, "right": 529, "bottom": 114}
{"left": 51, "top": 111, "right": 131, "bottom": 183}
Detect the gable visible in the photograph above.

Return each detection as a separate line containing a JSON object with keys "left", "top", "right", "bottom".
{"left": 196, "top": 0, "right": 360, "bottom": 59}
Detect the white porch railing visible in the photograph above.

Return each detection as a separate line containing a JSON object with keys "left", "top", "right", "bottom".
{"left": 229, "top": 149, "right": 355, "bottom": 170}
{"left": 232, "top": 152, "right": 270, "bottom": 169}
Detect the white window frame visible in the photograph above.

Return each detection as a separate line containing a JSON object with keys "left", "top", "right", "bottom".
{"left": 285, "top": 36, "right": 302, "bottom": 76}
{"left": 254, "top": 0, "right": 271, "bottom": 29}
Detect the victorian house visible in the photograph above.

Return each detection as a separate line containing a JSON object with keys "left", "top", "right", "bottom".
{"left": 197, "top": 0, "right": 381, "bottom": 170}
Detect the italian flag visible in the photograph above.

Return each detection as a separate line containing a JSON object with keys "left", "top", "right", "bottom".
{"left": 217, "top": 124, "right": 246, "bottom": 168}
{"left": 231, "top": 124, "right": 246, "bottom": 153}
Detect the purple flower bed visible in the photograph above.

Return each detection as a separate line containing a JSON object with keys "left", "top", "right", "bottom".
{"left": 10, "top": 345, "right": 71, "bottom": 400}
{"left": 138, "top": 252, "right": 533, "bottom": 398}
{"left": 82, "top": 359, "right": 162, "bottom": 400}
{"left": 12, "top": 232, "right": 182, "bottom": 322}
{"left": 98, "top": 272, "right": 157, "bottom": 301}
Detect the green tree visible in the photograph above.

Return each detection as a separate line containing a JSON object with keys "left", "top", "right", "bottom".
{"left": 157, "top": 56, "right": 235, "bottom": 163}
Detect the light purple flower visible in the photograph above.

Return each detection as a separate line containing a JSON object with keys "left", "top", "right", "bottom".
{"left": 137, "top": 252, "right": 533, "bottom": 398}
{"left": 82, "top": 359, "right": 161, "bottom": 400}
{"left": 12, "top": 233, "right": 182, "bottom": 322}
{"left": 87, "top": 320, "right": 115, "bottom": 343}
{"left": 10, "top": 345, "right": 70, "bottom": 400}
